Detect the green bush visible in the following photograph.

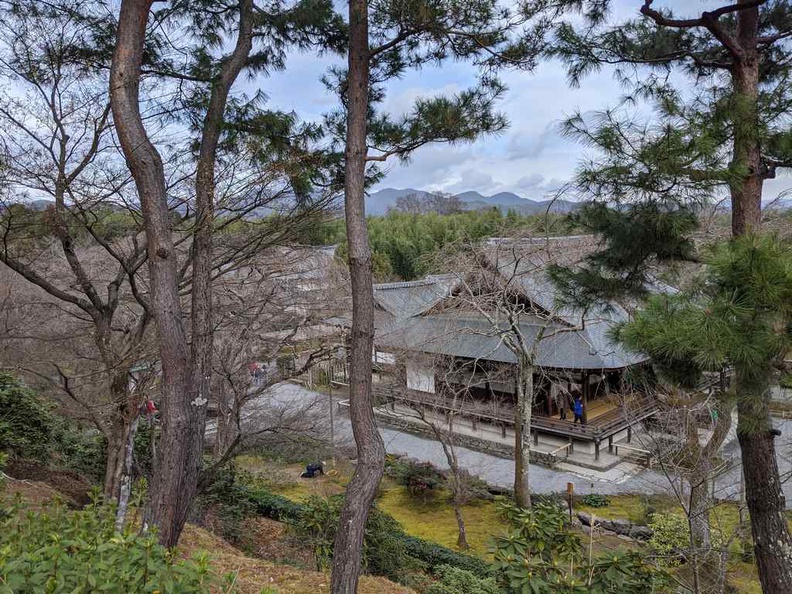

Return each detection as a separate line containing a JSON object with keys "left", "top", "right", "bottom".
{"left": 426, "top": 564, "right": 499, "bottom": 594}
{"left": 580, "top": 493, "right": 610, "bottom": 508}
{"left": 492, "top": 500, "right": 668, "bottom": 593}
{"left": 400, "top": 536, "right": 492, "bottom": 578}
{"left": 387, "top": 458, "right": 445, "bottom": 500}
{"left": 200, "top": 469, "right": 494, "bottom": 579}
{"left": 194, "top": 464, "right": 264, "bottom": 544}
{"left": 0, "top": 373, "right": 57, "bottom": 460}
{"left": 0, "top": 498, "right": 226, "bottom": 593}
{"left": 247, "top": 489, "right": 303, "bottom": 522}
{"left": 290, "top": 494, "right": 411, "bottom": 581}
{"left": 56, "top": 426, "right": 107, "bottom": 483}
{"left": 648, "top": 513, "right": 690, "bottom": 566}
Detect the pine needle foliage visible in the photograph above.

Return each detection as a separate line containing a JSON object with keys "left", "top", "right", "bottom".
{"left": 616, "top": 234, "right": 792, "bottom": 426}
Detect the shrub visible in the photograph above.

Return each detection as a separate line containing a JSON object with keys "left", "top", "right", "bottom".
{"left": 492, "top": 500, "right": 669, "bottom": 593}
{"left": 387, "top": 458, "right": 445, "bottom": 500}
{"left": 580, "top": 493, "right": 610, "bottom": 508}
{"left": 200, "top": 469, "right": 494, "bottom": 580}
{"left": 193, "top": 463, "right": 259, "bottom": 544}
{"left": 290, "top": 494, "right": 411, "bottom": 581}
{"left": 426, "top": 564, "right": 499, "bottom": 594}
{"left": 56, "top": 426, "right": 107, "bottom": 483}
{"left": 401, "top": 536, "right": 492, "bottom": 578}
{"left": 247, "top": 489, "right": 303, "bottom": 522}
{"left": 648, "top": 513, "right": 690, "bottom": 566}
{"left": 0, "top": 498, "right": 224, "bottom": 593}
{"left": 0, "top": 373, "right": 57, "bottom": 460}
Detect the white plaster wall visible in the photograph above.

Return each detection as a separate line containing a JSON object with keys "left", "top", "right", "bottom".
{"left": 406, "top": 361, "right": 435, "bottom": 393}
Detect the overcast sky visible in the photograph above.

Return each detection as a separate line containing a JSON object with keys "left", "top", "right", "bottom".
{"left": 260, "top": 0, "right": 792, "bottom": 201}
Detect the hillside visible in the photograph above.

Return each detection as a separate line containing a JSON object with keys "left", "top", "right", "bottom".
{"left": 1, "top": 472, "right": 414, "bottom": 594}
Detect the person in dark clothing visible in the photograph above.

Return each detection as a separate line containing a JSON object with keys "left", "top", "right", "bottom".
{"left": 573, "top": 397, "right": 584, "bottom": 425}
{"left": 300, "top": 461, "right": 325, "bottom": 478}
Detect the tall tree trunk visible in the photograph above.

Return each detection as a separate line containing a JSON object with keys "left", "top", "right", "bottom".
{"left": 102, "top": 376, "right": 135, "bottom": 501}
{"left": 190, "top": 0, "right": 254, "bottom": 482}
{"left": 213, "top": 385, "right": 240, "bottom": 461}
{"left": 730, "top": 3, "right": 763, "bottom": 237}
{"left": 111, "top": 0, "right": 194, "bottom": 547}
{"left": 111, "top": 0, "right": 254, "bottom": 547}
{"left": 103, "top": 434, "right": 124, "bottom": 500}
{"left": 728, "top": 8, "right": 792, "bottom": 592}
{"left": 513, "top": 357, "right": 532, "bottom": 508}
{"left": 735, "top": 371, "right": 792, "bottom": 593}
{"left": 453, "top": 503, "right": 469, "bottom": 550}
{"left": 330, "top": 0, "right": 386, "bottom": 590}
{"left": 434, "top": 420, "right": 468, "bottom": 550}
{"left": 688, "top": 470, "right": 712, "bottom": 551}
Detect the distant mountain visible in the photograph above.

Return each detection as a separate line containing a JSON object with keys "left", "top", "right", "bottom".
{"left": 366, "top": 187, "right": 578, "bottom": 215}
{"left": 365, "top": 188, "right": 431, "bottom": 214}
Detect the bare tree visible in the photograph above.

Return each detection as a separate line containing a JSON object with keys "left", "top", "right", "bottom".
{"left": 0, "top": 1, "right": 153, "bottom": 501}
{"left": 207, "top": 246, "right": 348, "bottom": 468}
{"left": 628, "top": 376, "right": 736, "bottom": 594}
{"left": 442, "top": 238, "right": 590, "bottom": 508}
{"left": 384, "top": 353, "right": 508, "bottom": 549}
{"left": 426, "top": 193, "right": 464, "bottom": 215}
{"left": 393, "top": 193, "right": 425, "bottom": 214}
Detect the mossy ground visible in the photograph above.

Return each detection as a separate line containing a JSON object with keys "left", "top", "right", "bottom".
{"left": 237, "top": 454, "right": 771, "bottom": 592}
{"left": 376, "top": 484, "right": 504, "bottom": 555}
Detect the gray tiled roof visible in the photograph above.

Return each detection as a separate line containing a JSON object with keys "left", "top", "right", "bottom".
{"left": 376, "top": 312, "right": 644, "bottom": 370}
{"left": 371, "top": 236, "right": 649, "bottom": 370}
{"left": 373, "top": 274, "right": 458, "bottom": 318}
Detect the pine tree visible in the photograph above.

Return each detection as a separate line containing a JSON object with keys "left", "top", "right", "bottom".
{"left": 325, "top": 1, "right": 546, "bottom": 590}
{"left": 109, "top": 0, "right": 344, "bottom": 547}
{"left": 547, "top": 3, "right": 792, "bottom": 590}
{"left": 616, "top": 235, "right": 792, "bottom": 592}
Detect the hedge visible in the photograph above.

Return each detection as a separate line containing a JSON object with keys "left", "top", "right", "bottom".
{"left": 239, "top": 485, "right": 492, "bottom": 576}
{"left": 245, "top": 490, "right": 303, "bottom": 522}
{"left": 400, "top": 535, "right": 493, "bottom": 578}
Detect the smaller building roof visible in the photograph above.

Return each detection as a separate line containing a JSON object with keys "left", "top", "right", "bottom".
{"left": 373, "top": 274, "right": 458, "bottom": 319}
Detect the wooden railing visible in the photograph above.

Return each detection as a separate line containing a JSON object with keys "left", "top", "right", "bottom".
{"left": 376, "top": 382, "right": 659, "bottom": 443}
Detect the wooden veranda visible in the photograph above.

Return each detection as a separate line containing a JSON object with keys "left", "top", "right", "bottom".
{"left": 373, "top": 381, "right": 658, "bottom": 461}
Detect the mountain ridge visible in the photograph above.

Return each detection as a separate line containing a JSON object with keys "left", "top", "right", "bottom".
{"left": 366, "top": 187, "right": 577, "bottom": 215}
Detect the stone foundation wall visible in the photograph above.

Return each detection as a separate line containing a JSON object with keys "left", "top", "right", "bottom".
{"left": 376, "top": 410, "right": 559, "bottom": 468}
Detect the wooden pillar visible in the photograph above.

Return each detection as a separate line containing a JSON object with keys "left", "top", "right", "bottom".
{"left": 501, "top": 425, "right": 507, "bottom": 438}
{"left": 608, "top": 435, "right": 613, "bottom": 454}
{"left": 595, "top": 440, "right": 600, "bottom": 461}
{"left": 568, "top": 435, "right": 574, "bottom": 454}
{"left": 582, "top": 371, "right": 590, "bottom": 424}
{"left": 627, "top": 425, "right": 632, "bottom": 443}
{"left": 533, "top": 430, "right": 539, "bottom": 446}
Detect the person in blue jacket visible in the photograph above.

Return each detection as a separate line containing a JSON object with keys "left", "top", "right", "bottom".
{"left": 573, "top": 396, "right": 584, "bottom": 425}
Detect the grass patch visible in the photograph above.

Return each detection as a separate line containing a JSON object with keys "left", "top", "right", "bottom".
{"left": 376, "top": 486, "right": 504, "bottom": 556}
{"left": 575, "top": 493, "right": 677, "bottom": 525}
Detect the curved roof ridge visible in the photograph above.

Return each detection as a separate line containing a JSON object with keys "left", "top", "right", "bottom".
{"left": 374, "top": 277, "right": 447, "bottom": 290}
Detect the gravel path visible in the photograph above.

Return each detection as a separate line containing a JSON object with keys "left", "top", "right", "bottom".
{"left": 247, "top": 383, "right": 792, "bottom": 505}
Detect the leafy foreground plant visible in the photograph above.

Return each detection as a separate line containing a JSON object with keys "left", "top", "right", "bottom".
{"left": 0, "top": 497, "right": 231, "bottom": 593}
{"left": 290, "top": 494, "right": 411, "bottom": 581}
{"left": 491, "top": 501, "right": 669, "bottom": 593}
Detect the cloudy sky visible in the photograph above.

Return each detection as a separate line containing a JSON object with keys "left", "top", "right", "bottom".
{"left": 261, "top": 0, "right": 791, "bottom": 202}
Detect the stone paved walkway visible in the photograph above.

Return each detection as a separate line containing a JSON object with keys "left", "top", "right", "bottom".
{"left": 231, "top": 382, "right": 792, "bottom": 505}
